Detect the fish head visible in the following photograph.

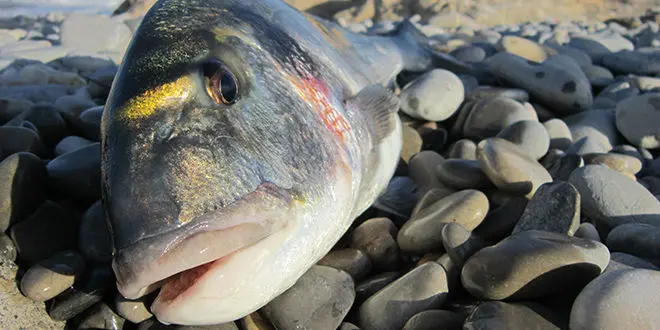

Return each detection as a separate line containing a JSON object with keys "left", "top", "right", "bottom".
{"left": 101, "top": 0, "right": 358, "bottom": 325}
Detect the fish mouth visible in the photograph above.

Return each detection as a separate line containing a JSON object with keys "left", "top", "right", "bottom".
{"left": 112, "top": 183, "right": 294, "bottom": 304}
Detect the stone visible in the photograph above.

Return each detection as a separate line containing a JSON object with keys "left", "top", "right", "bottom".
{"left": 0, "top": 97, "right": 33, "bottom": 123}
{"left": 543, "top": 119, "right": 573, "bottom": 150}
{"left": 354, "top": 271, "right": 401, "bottom": 306}
{"left": 615, "top": 93, "right": 660, "bottom": 149}
{"left": 401, "top": 310, "right": 464, "bottom": 330}
{"left": 47, "top": 267, "right": 115, "bottom": 321}
{"left": 564, "top": 110, "right": 619, "bottom": 154}
{"left": 0, "top": 84, "right": 75, "bottom": 104}
{"left": 0, "top": 152, "right": 46, "bottom": 232}
{"left": 464, "top": 301, "right": 564, "bottom": 330}
{"left": 20, "top": 250, "right": 85, "bottom": 302}
{"left": 512, "top": 181, "right": 581, "bottom": 236}
{"left": 604, "top": 252, "right": 660, "bottom": 274}
{"left": 589, "top": 153, "right": 643, "bottom": 174}
{"left": 317, "top": 248, "right": 372, "bottom": 280}
{"left": 0, "top": 126, "right": 46, "bottom": 160}
{"left": 496, "top": 120, "right": 550, "bottom": 160}
{"left": 372, "top": 176, "right": 420, "bottom": 221}
{"left": 358, "top": 262, "right": 448, "bottom": 330}
{"left": 446, "top": 139, "right": 476, "bottom": 160}
{"left": 46, "top": 142, "right": 101, "bottom": 202}
{"left": 435, "top": 159, "right": 490, "bottom": 190}
{"left": 16, "top": 104, "right": 68, "bottom": 147}
{"left": 76, "top": 302, "right": 125, "bottom": 330}
{"left": 568, "top": 33, "right": 634, "bottom": 63}
{"left": 476, "top": 138, "right": 552, "bottom": 198}
{"left": 400, "top": 69, "right": 464, "bottom": 122}
{"left": 55, "top": 135, "right": 93, "bottom": 156}
{"left": 602, "top": 49, "right": 660, "bottom": 75}
{"left": 468, "top": 86, "right": 529, "bottom": 102}
{"left": 79, "top": 200, "right": 113, "bottom": 263}
{"left": 54, "top": 93, "right": 97, "bottom": 118}
{"left": 407, "top": 151, "right": 448, "bottom": 194}
{"left": 263, "top": 265, "right": 354, "bottom": 330}
{"left": 401, "top": 125, "right": 422, "bottom": 163}
{"left": 575, "top": 223, "right": 601, "bottom": 242}
{"left": 568, "top": 165, "right": 660, "bottom": 233}
{"left": 0, "top": 233, "right": 16, "bottom": 262}
{"left": 450, "top": 46, "right": 486, "bottom": 63}
{"left": 9, "top": 200, "right": 78, "bottom": 265}
{"left": 487, "top": 52, "right": 592, "bottom": 114}
{"left": 612, "top": 144, "right": 652, "bottom": 166}
{"left": 349, "top": 218, "right": 400, "bottom": 272}
{"left": 552, "top": 45, "right": 592, "bottom": 67}
{"left": 582, "top": 65, "right": 614, "bottom": 87}
{"left": 239, "top": 312, "right": 274, "bottom": 330}
{"left": 498, "top": 36, "right": 548, "bottom": 62}
{"left": 339, "top": 322, "right": 360, "bottom": 330}
{"left": 60, "top": 15, "right": 132, "bottom": 55}
{"left": 441, "top": 223, "right": 486, "bottom": 267}
{"left": 474, "top": 197, "right": 528, "bottom": 243}
{"left": 462, "top": 97, "right": 537, "bottom": 139}
{"left": 606, "top": 223, "right": 660, "bottom": 263}
{"left": 398, "top": 190, "right": 489, "bottom": 254}
{"left": 570, "top": 269, "right": 660, "bottom": 330}
{"left": 115, "top": 293, "right": 153, "bottom": 324}
{"left": 461, "top": 230, "right": 610, "bottom": 300}
{"left": 77, "top": 105, "right": 103, "bottom": 141}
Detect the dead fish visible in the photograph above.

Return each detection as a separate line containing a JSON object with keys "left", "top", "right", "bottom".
{"left": 101, "top": 0, "right": 460, "bottom": 325}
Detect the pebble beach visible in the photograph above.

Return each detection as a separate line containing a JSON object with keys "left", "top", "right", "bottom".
{"left": 1, "top": 0, "right": 660, "bottom": 329}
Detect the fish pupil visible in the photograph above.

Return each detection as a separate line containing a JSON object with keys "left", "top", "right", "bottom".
{"left": 204, "top": 60, "right": 238, "bottom": 105}
{"left": 220, "top": 72, "right": 237, "bottom": 103}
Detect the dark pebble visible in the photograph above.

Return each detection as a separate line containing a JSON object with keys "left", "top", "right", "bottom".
{"left": 78, "top": 200, "right": 112, "bottom": 263}
{"left": 463, "top": 301, "right": 565, "bottom": 329}
{"left": 0, "top": 152, "right": 46, "bottom": 231}
{"left": 512, "top": 181, "right": 581, "bottom": 236}
{"left": 46, "top": 142, "right": 101, "bottom": 202}
{"left": 75, "top": 302, "right": 125, "bottom": 330}
{"left": 0, "top": 126, "right": 46, "bottom": 160}
{"left": 48, "top": 267, "right": 115, "bottom": 321}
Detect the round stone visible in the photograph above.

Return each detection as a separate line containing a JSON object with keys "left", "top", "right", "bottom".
{"left": 582, "top": 65, "right": 614, "bottom": 87}
{"left": 615, "top": 93, "right": 660, "bottom": 149}
{"left": 461, "top": 230, "right": 610, "bottom": 300}
{"left": 570, "top": 269, "right": 660, "bottom": 330}
{"left": 398, "top": 190, "right": 489, "bottom": 254}
{"left": 606, "top": 223, "right": 660, "bottom": 263}
{"left": 499, "top": 36, "right": 548, "bottom": 62}
{"left": 317, "top": 248, "right": 372, "bottom": 280}
{"left": 400, "top": 69, "right": 464, "bottom": 122}
{"left": 512, "top": 181, "right": 581, "bottom": 236}
{"left": 115, "top": 293, "right": 153, "bottom": 324}
{"left": 464, "top": 301, "right": 564, "bottom": 330}
{"left": 20, "top": 251, "right": 85, "bottom": 302}
{"left": 589, "top": 153, "right": 643, "bottom": 174}
{"left": 476, "top": 138, "right": 552, "bottom": 198}
{"left": 402, "top": 310, "right": 464, "bottom": 330}
{"left": 463, "top": 97, "right": 538, "bottom": 139}
{"left": 450, "top": 46, "right": 486, "bottom": 63}
{"left": 349, "top": 218, "right": 401, "bottom": 272}
{"left": 0, "top": 126, "right": 46, "bottom": 160}
{"left": 0, "top": 152, "right": 46, "bottom": 232}
{"left": 435, "top": 159, "right": 490, "bottom": 190}
{"left": 564, "top": 110, "right": 619, "bottom": 154}
{"left": 446, "top": 139, "right": 476, "bottom": 160}
{"left": 574, "top": 223, "right": 601, "bottom": 242}
{"left": 358, "top": 262, "right": 448, "bottom": 330}
{"left": 263, "top": 265, "right": 354, "bottom": 330}
{"left": 496, "top": 120, "right": 550, "bottom": 160}
{"left": 543, "top": 119, "right": 573, "bottom": 151}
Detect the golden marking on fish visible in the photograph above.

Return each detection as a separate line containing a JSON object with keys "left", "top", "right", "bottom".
{"left": 171, "top": 148, "right": 217, "bottom": 224}
{"left": 304, "top": 13, "right": 350, "bottom": 50}
{"left": 120, "top": 76, "right": 192, "bottom": 121}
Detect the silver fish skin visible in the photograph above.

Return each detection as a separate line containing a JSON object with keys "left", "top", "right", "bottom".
{"left": 101, "top": 0, "right": 437, "bottom": 325}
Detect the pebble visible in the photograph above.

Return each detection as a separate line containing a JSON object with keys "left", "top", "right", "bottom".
{"left": 317, "top": 248, "right": 372, "bottom": 280}
{"left": 77, "top": 105, "right": 103, "bottom": 141}
{"left": 0, "top": 126, "right": 46, "bottom": 160}
{"left": 75, "top": 302, "right": 125, "bottom": 330}
{"left": 0, "top": 233, "right": 16, "bottom": 262}
{"left": 468, "top": 86, "right": 529, "bottom": 102}
{"left": 575, "top": 223, "right": 601, "bottom": 242}
{"left": 568, "top": 33, "right": 634, "bottom": 63}
{"left": 602, "top": 49, "right": 660, "bottom": 75}
{"left": 354, "top": 271, "right": 401, "bottom": 306}
{"left": 568, "top": 165, "right": 660, "bottom": 232}
{"left": 564, "top": 110, "right": 619, "bottom": 154}
{"left": 398, "top": 189, "right": 488, "bottom": 254}
{"left": 495, "top": 120, "right": 550, "bottom": 160}
{"left": 446, "top": 139, "right": 476, "bottom": 160}
{"left": 349, "top": 218, "right": 401, "bottom": 272}
{"left": 0, "top": 152, "right": 46, "bottom": 232}
{"left": 0, "top": 97, "right": 33, "bottom": 123}
{"left": 435, "top": 159, "right": 490, "bottom": 190}
{"left": 46, "top": 142, "right": 101, "bottom": 202}
{"left": 401, "top": 310, "right": 464, "bottom": 330}
{"left": 612, "top": 144, "right": 652, "bottom": 165}
{"left": 450, "top": 45, "right": 486, "bottom": 63}
{"left": 606, "top": 223, "right": 660, "bottom": 263}
{"left": 400, "top": 69, "right": 464, "bottom": 122}
{"left": 498, "top": 35, "right": 548, "bottom": 62}
{"left": 47, "top": 267, "right": 115, "bottom": 321}
{"left": 552, "top": 45, "right": 592, "bottom": 67}
{"left": 473, "top": 197, "right": 528, "bottom": 243}
{"left": 115, "top": 293, "right": 153, "bottom": 324}
{"left": 20, "top": 250, "right": 85, "bottom": 302}
{"left": 476, "top": 138, "right": 552, "bottom": 198}
{"left": 263, "top": 265, "right": 354, "bottom": 330}
{"left": 441, "top": 223, "right": 486, "bottom": 267}
{"left": 54, "top": 93, "right": 97, "bottom": 118}
{"left": 54, "top": 135, "right": 93, "bottom": 156}
{"left": 582, "top": 65, "right": 614, "bottom": 87}
{"left": 604, "top": 252, "right": 660, "bottom": 274}
{"left": 339, "top": 322, "right": 360, "bottom": 330}
{"left": 79, "top": 200, "right": 113, "bottom": 263}
{"left": 358, "top": 262, "right": 448, "bottom": 330}
{"left": 589, "top": 153, "right": 643, "bottom": 174}
{"left": 512, "top": 181, "right": 581, "bottom": 236}
{"left": 461, "top": 230, "right": 610, "bottom": 300}
{"left": 615, "top": 93, "right": 660, "bottom": 149}
{"left": 401, "top": 125, "right": 422, "bottom": 163}
{"left": 462, "top": 97, "right": 537, "bottom": 139}
{"left": 487, "top": 52, "right": 593, "bottom": 114}
{"left": 9, "top": 200, "right": 78, "bottom": 265}
{"left": 60, "top": 14, "right": 132, "bottom": 55}
{"left": 464, "top": 301, "right": 564, "bottom": 330}
{"left": 407, "top": 151, "right": 448, "bottom": 194}
{"left": 0, "top": 84, "right": 75, "bottom": 104}
{"left": 543, "top": 118, "right": 573, "bottom": 150}
{"left": 570, "top": 269, "right": 660, "bottom": 330}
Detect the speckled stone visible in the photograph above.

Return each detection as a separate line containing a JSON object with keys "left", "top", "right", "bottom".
{"left": 512, "top": 181, "right": 581, "bottom": 236}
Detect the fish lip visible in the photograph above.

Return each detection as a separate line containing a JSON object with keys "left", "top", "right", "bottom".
{"left": 112, "top": 182, "right": 293, "bottom": 300}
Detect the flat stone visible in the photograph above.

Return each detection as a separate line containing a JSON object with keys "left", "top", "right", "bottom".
{"left": 574, "top": 223, "right": 601, "bottom": 242}
{"left": 606, "top": 223, "right": 660, "bottom": 263}
{"left": 612, "top": 144, "right": 652, "bottom": 166}
{"left": 115, "top": 293, "right": 153, "bottom": 324}
{"left": 568, "top": 165, "right": 660, "bottom": 233}
{"left": 0, "top": 84, "right": 76, "bottom": 104}
{"left": 570, "top": 269, "right": 660, "bottom": 330}
{"left": 263, "top": 265, "right": 354, "bottom": 330}
{"left": 349, "top": 218, "right": 401, "bottom": 272}
{"left": 589, "top": 153, "right": 643, "bottom": 174}
{"left": 498, "top": 36, "right": 548, "bottom": 62}
{"left": 398, "top": 189, "right": 489, "bottom": 254}
{"left": 46, "top": 142, "right": 101, "bottom": 203}
{"left": 543, "top": 119, "right": 573, "bottom": 151}
{"left": 615, "top": 93, "right": 660, "bottom": 149}
{"left": 317, "top": 248, "right": 372, "bottom": 280}
{"left": 487, "top": 52, "right": 592, "bottom": 115}
{"left": 496, "top": 120, "right": 550, "bottom": 160}
{"left": 54, "top": 93, "right": 97, "bottom": 118}
{"left": 462, "top": 96, "right": 538, "bottom": 139}
{"left": 464, "top": 301, "right": 564, "bottom": 330}
{"left": 75, "top": 302, "right": 125, "bottom": 330}
{"left": 400, "top": 69, "right": 464, "bottom": 122}
{"left": 436, "top": 159, "right": 490, "bottom": 190}
{"left": 79, "top": 200, "right": 112, "bottom": 264}
{"left": 359, "top": 262, "right": 448, "bottom": 330}
{"left": 476, "top": 138, "right": 552, "bottom": 199}
{"left": 20, "top": 250, "right": 85, "bottom": 302}
{"left": 552, "top": 45, "right": 592, "bottom": 67}
{"left": 401, "top": 310, "right": 464, "bottom": 330}
{"left": 446, "top": 139, "right": 476, "bottom": 160}
{"left": 512, "top": 181, "right": 581, "bottom": 236}
{"left": 461, "top": 230, "right": 610, "bottom": 300}
{"left": 0, "top": 152, "right": 46, "bottom": 232}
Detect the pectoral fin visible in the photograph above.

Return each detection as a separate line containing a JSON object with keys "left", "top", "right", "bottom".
{"left": 345, "top": 84, "right": 400, "bottom": 145}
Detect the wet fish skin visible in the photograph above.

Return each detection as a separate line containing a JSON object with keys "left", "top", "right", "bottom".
{"left": 102, "top": 0, "right": 434, "bottom": 325}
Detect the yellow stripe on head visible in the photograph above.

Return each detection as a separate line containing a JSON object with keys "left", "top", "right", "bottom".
{"left": 119, "top": 76, "right": 192, "bottom": 121}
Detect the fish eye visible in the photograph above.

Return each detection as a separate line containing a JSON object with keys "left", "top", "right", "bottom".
{"left": 203, "top": 60, "right": 238, "bottom": 105}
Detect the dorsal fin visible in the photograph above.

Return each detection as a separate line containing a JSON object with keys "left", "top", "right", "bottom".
{"left": 345, "top": 84, "right": 400, "bottom": 145}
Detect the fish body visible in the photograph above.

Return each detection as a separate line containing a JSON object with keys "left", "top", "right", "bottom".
{"left": 101, "top": 0, "right": 434, "bottom": 325}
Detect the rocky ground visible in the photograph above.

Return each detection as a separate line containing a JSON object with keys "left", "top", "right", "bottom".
{"left": 1, "top": 0, "right": 660, "bottom": 330}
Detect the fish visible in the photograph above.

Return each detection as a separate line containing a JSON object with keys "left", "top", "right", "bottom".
{"left": 101, "top": 0, "right": 467, "bottom": 325}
